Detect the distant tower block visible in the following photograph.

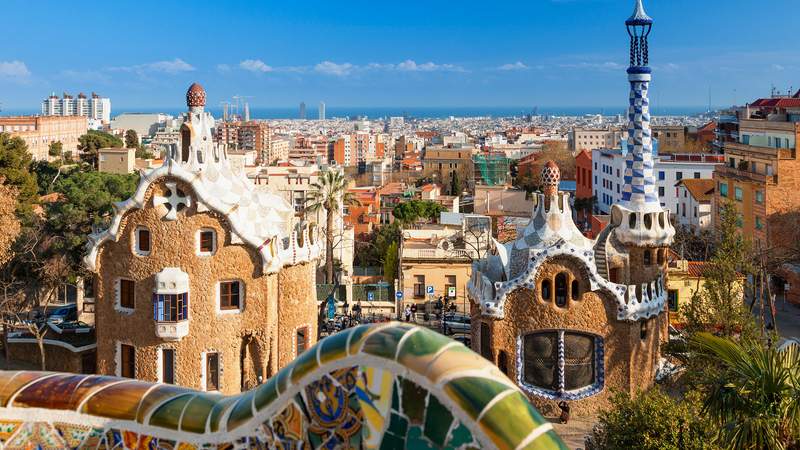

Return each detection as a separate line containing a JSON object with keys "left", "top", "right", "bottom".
{"left": 319, "top": 101, "right": 326, "bottom": 121}
{"left": 299, "top": 101, "right": 306, "bottom": 120}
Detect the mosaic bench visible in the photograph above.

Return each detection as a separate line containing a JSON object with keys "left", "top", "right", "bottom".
{"left": 0, "top": 322, "right": 566, "bottom": 449}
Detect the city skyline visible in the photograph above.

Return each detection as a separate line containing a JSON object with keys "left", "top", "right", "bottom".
{"left": 1, "top": 0, "right": 798, "bottom": 111}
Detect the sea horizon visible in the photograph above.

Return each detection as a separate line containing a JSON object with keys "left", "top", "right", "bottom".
{"left": 1, "top": 105, "right": 719, "bottom": 120}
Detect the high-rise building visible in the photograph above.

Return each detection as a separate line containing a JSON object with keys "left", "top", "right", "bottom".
{"left": 41, "top": 92, "right": 111, "bottom": 123}
{"left": 318, "top": 101, "right": 326, "bottom": 121}
{"left": 299, "top": 102, "right": 306, "bottom": 120}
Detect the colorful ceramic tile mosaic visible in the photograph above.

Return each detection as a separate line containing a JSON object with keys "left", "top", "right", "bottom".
{"left": 0, "top": 323, "right": 566, "bottom": 449}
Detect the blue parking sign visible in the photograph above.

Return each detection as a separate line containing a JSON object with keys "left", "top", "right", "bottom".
{"left": 426, "top": 285, "right": 434, "bottom": 295}
{"left": 367, "top": 291, "right": 374, "bottom": 301}
{"left": 395, "top": 291, "right": 403, "bottom": 299}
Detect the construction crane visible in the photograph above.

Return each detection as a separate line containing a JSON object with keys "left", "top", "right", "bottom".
{"left": 219, "top": 101, "right": 232, "bottom": 122}
{"left": 231, "top": 95, "right": 254, "bottom": 121}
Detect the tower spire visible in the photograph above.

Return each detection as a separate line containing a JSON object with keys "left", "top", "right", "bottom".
{"left": 621, "top": 0, "right": 659, "bottom": 212}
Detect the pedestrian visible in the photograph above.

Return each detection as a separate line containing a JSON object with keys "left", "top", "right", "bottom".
{"left": 558, "top": 401, "right": 570, "bottom": 424}
{"left": 410, "top": 303, "right": 418, "bottom": 323}
{"left": 404, "top": 305, "right": 411, "bottom": 322}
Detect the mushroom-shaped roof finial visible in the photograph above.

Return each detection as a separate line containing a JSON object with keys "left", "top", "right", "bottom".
{"left": 626, "top": 0, "right": 653, "bottom": 25}
{"left": 186, "top": 82, "right": 206, "bottom": 108}
{"left": 540, "top": 160, "right": 561, "bottom": 189}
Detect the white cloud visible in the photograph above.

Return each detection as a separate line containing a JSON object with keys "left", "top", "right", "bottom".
{"left": 497, "top": 61, "right": 529, "bottom": 71}
{"left": 395, "top": 59, "right": 464, "bottom": 72}
{"left": 216, "top": 64, "right": 231, "bottom": 73}
{"left": 240, "top": 59, "right": 273, "bottom": 73}
{"left": 772, "top": 64, "right": 785, "bottom": 71}
{"left": 558, "top": 61, "right": 624, "bottom": 71}
{"left": 0, "top": 60, "right": 31, "bottom": 79}
{"left": 110, "top": 58, "right": 195, "bottom": 75}
{"left": 315, "top": 61, "right": 355, "bottom": 76}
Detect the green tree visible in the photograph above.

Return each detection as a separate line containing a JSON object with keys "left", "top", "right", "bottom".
{"left": 586, "top": 388, "right": 718, "bottom": 450}
{"left": 382, "top": 241, "right": 398, "bottom": 284}
{"left": 682, "top": 201, "right": 755, "bottom": 339}
{"left": 124, "top": 129, "right": 139, "bottom": 149}
{"left": 392, "top": 200, "right": 445, "bottom": 225}
{"left": 305, "top": 169, "right": 359, "bottom": 283}
{"left": 78, "top": 130, "right": 122, "bottom": 169}
{"left": 135, "top": 147, "right": 155, "bottom": 159}
{"left": 48, "top": 141, "right": 63, "bottom": 158}
{"left": 691, "top": 333, "right": 800, "bottom": 450}
{"left": 0, "top": 133, "right": 38, "bottom": 216}
{"left": 44, "top": 170, "right": 139, "bottom": 273}
{"left": 450, "top": 171, "right": 462, "bottom": 196}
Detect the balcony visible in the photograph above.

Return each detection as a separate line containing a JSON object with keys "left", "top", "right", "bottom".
{"left": 156, "top": 321, "right": 189, "bottom": 340}
{"left": 715, "top": 164, "right": 777, "bottom": 185}
{"left": 402, "top": 247, "right": 476, "bottom": 261}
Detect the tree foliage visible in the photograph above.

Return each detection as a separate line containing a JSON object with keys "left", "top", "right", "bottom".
{"left": 586, "top": 388, "right": 718, "bottom": 450}
{"left": 691, "top": 333, "right": 800, "bottom": 450}
{"left": 0, "top": 181, "right": 20, "bottom": 266}
{"left": 124, "top": 129, "right": 139, "bottom": 149}
{"left": 0, "top": 133, "right": 39, "bottom": 217}
{"left": 78, "top": 130, "right": 122, "bottom": 168}
{"left": 48, "top": 141, "right": 63, "bottom": 158}
{"left": 392, "top": 200, "right": 445, "bottom": 225}
{"left": 42, "top": 169, "right": 139, "bottom": 273}
{"left": 354, "top": 222, "right": 401, "bottom": 268}
{"left": 681, "top": 201, "right": 755, "bottom": 339}
{"left": 305, "top": 169, "right": 359, "bottom": 283}
{"left": 382, "top": 241, "right": 398, "bottom": 284}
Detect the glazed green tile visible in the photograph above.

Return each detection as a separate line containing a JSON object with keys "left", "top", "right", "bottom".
{"left": 226, "top": 390, "right": 257, "bottom": 431}
{"left": 443, "top": 377, "right": 513, "bottom": 420}
{"left": 135, "top": 384, "right": 195, "bottom": 423}
{"left": 406, "top": 426, "right": 436, "bottom": 450}
{"left": 180, "top": 393, "right": 221, "bottom": 433}
{"left": 400, "top": 377, "right": 427, "bottom": 425}
{"left": 207, "top": 396, "right": 238, "bottom": 433}
{"left": 388, "top": 412, "right": 409, "bottom": 438}
{"left": 318, "top": 329, "right": 350, "bottom": 364}
{"left": 423, "top": 393, "right": 454, "bottom": 447}
{"left": 361, "top": 325, "right": 413, "bottom": 360}
{"left": 82, "top": 380, "right": 154, "bottom": 421}
{"left": 517, "top": 430, "right": 569, "bottom": 450}
{"left": 290, "top": 345, "right": 320, "bottom": 384}
{"left": 478, "top": 391, "right": 549, "bottom": 450}
{"left": 253, "top": 375, "right": 279, "bottom": 411}
{"left": 148, "top": 393, "right": 194, "bottom": 430}
{"left": 446, "top": 421, "right": 475, "bottom": 448}
{"left": 379, "top": 431, "right": 406, "bottom": 450}
{"left": 275, "top": 361, "right": 292, "bottom": 394}
{"left": 346, "top": 323, "right": 377, "bottom": 355}
{"left": 397, "top": 327, "right": 451, "bottom": 359}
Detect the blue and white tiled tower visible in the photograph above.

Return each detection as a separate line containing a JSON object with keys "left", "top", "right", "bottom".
{"left": 621, "top": 0, "right": 659, "bottom": 212}
{"left": 612, "top": 0, "right": 674, "bottom": 247}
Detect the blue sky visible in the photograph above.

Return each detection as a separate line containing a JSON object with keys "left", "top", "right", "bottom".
{"left": 1, "top": 0, "right": 798, "bottom": 110}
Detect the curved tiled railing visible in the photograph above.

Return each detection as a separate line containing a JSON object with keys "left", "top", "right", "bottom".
{"left": 0, "top": 323, "right": 566, "bottom": 449}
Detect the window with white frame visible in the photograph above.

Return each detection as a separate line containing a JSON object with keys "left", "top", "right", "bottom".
{"left": 160, "top": 348, "right": 175, "bottom": 384}
{"left": 203, "top": 351, "right": 220, "bottom": 391}
{"left": 134, "top": 226, "right": 151, "bottom": 256}
{"left": 217, "top": 280, "right": 243, "bottom": 313}
{"left": 520, "top": 331, "right": 603, "bottom": 400}
{"left": 117, "top": 278, "right": 135, "bottom": 312}
{"left": 197, "top": 229, "right": 217, "bottom": 255}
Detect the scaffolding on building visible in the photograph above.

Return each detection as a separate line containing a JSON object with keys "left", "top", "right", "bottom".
{"left": 474, "top": 153, "right": 511, "bottom": 186}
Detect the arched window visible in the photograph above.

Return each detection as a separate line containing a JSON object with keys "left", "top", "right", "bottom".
{"left": 522, "top": 331, "right": 600, "bottom": 397}
{"left": 541, "top": 279, "right": 552, "bottom": 302}
{"left": 643, "top": 250, "right": 652, "bottom": 265}
{"left": 644, "top": 213, "right": 652, "bottom": 229}
{"left": 555, "top": 273, "right": 568, "bottom": 307}
{"left": 640, "top": 320, "right": 648, "bottom": 340}
{"left": 571, "top": 279, "right": 580, "bottom": 300}
{"left": 628, "top": 213, "right": 637, "bottom": 228}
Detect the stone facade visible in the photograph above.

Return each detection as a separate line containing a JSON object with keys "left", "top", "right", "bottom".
{"left": 87, "top": 83, "right": 321, "bottom": 395}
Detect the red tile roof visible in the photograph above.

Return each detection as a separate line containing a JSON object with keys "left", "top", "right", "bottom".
{"left": 749, "top": 98, "right": 800, "bottom": 108}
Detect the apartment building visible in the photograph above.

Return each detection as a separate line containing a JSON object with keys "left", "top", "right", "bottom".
{"left": 568, "top": 127, "right": 625, "bottom": 152}
{"left": 592, "top": 148, "right": 722, "bottom": 217}
{"left": 713, "top": 92, "right": 800, "bottom": 249}
{"left": 0, "top": 115, "right": 87, "bottom": 161}
{"left": 674, "top": 178, "right": 714, "bottom": 232}
{"left": 42, "top": 92, "right": 111, "bottom": 123}
{"left": 399, "top": 213, "right": 491, "bottom": 313}
{"left": 98, "top": 147, "right": 136, "bottom": 174}
{"left": 331, "top": 132, "right": 377, "bottom": 167}
{"left": 652, "top": 125, "right": 687, "bottom": 151}
{"left": 421, "top": 145, "right": 475, "bottom": 192}
{"left": 214, "top": 121, "right": 271, "bottom": 163}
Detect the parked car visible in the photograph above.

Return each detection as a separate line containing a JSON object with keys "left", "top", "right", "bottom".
{"left": 451, "top": 333, "right": 471, "bottom": 348}
{"left": 442, "top": 313, "right": 470, "bottom": 335}
{"left": 47, "top": 304, "right": 78, "bottom": 324}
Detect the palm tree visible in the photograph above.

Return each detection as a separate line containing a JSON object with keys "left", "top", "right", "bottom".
{"left": 691, "top": 332, "right": 800, "bottom": 450}
{"left": 305, "top": 169, "right": 358, "bottom": 284}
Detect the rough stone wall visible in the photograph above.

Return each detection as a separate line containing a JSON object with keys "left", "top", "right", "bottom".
{"left": 473, "top": 256, "right": 662, "bottom": 417}
{"left": 7, "top": 342, "right": 88, "bottom": 373}
{"left": 276, "top": 262, "right": 318, "bottom": 369}
{"left": 94, "top": 178, "right": 315, "bottom": 395}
